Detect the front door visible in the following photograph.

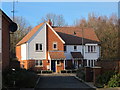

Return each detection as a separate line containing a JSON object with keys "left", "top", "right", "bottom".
{"left": 51, "top": 60, "right": 56, "bottom": 72}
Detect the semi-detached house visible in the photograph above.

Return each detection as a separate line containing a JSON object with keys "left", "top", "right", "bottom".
{"left": 16, "top": 20, "right": 100, "bottom": 73}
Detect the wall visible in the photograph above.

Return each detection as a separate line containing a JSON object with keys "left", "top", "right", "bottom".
{"left": 16, "top": 45, "right": 21, "bottom": 61}
{"left": 64, "top": 45, "right": 82, "bottom": 59}
{"left": 47, "top": 24, "right": 64, "bottom": 51}
{"left": 28, "top": 24, "right": 46, "bottom": 60}
{"left": 65, "top": 44, "right": 100, "bottom": 60}
{"left": 84, "top": 45, "right": 100, "bottom": 60}
{"left": 2, "top": 13, "right": 10, "bottom": 70}
{"left": 21, "top": 43, "right": 27, "bottom": 60}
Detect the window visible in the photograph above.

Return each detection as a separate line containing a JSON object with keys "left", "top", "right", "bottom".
{"left": 93, "top": 46, "right": 96, "bottom": 52}
{"left": 36, "top": 43, "right": 43, "bottom": 51}
{"left": 74, "top": 46, "right": 77, "bottom": 51}
{"left": 64, "top": 46, "right": 67, "bottom": 52}
{"left": 87, "top": 60, "right": 96, "bottom": 67}
{"left": 88, "top": 46, "right": 90, "bottom": 52}
{"left": 87, "top": 45, "right": 96, "bottom": 53}
{"left": 35, "top": 60, "right": 43, "bottom": 67}
{"left": 53, "top": 42, "right": 57, "bottom": 50}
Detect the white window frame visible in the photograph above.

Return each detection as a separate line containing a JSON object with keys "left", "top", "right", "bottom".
{"left": 35, "top": 43, "right": 43, "bottom": 52}
{"left": 87, "top": 45, "right": 96, "bottom": 53}
{"left": 35, "top": 60, "right": 43, "bottom": 67}
{"left": 53, "top": 42, "right": 57, "bottom": 50}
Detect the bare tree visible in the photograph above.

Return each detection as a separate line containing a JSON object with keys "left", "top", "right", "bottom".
{"left": 40, "top": 13, "right": 66, "bottom": 26}
{"left": 74, "top": 13, "right": 118, "bottom": 59}
{"left": 10, "top": 16, "right": 32, "bottom": 59}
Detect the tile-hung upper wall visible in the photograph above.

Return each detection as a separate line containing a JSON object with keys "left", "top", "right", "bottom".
{"left": 28, "top": 24, "right": 46, "bottom": 60}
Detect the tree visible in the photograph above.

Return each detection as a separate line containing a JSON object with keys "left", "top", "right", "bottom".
{"left": 74, "top": 13, "right": 118, "bottom": 59}
{"left": 10, "top": 16, "right": 32, "bottom": 59}
{"left": 40, "top": 13, "right": 66, "bottom": 26}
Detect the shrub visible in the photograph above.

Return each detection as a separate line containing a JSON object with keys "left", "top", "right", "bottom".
{"left": 42, "top": 70, "right": 53, "bottom": 74}
{"left": 3, "top": 68, "right": 38, "bottom": 88}
{"left": 61, "top": 70, "right": 66, "bottom": 73}
{"left": 72, "top": 70, "right": 77, "bottom": 73}
{"left": 108, "top": 74, "right": 120, "bottom": 87}
{"left": 96, "top": 71, "right": 116, "bottom": 87}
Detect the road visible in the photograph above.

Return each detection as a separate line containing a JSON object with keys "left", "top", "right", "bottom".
{"left": 35, "top": 75, "right": 96, "bottom": 90}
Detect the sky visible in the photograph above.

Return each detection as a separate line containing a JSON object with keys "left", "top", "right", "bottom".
{"left": 1, "top": 2, "right": 118, "bottom": 27}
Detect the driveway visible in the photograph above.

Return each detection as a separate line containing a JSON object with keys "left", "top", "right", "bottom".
{"left": 35, "top": 75, "right": 96, "bottom": 90}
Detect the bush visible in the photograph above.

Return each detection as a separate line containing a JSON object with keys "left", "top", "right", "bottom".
{"left": 42, "top": 70, "right": 53, "bottom": 74}
{"left": 3, "top": 68, "right": 38, "bottom": 88}
{"left": 96, "top": 71, "right": 116, "bottom": 87}
{"left": 61, "top": 70, "right": 66, "bottom": 73}
{"left": 108, "top": 74, "right": 120, "bottom": 87}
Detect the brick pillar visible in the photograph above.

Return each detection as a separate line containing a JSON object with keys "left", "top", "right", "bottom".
{"left": 85, "top": 67, "right": 93, "bottom": 82}
{"left": 92, "top": 66, "right": 102, "bottom": 84}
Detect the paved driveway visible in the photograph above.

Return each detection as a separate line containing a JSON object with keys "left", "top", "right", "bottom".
{"left": 35, "top": 75, "right": 95, "bottom": 90}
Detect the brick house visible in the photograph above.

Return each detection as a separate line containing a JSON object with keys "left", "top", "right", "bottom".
{"left": 0, "top": 10, "right": 12, "bottom": 70}
{"left": 16, "top": 20, "right": 100, "bottom": 72}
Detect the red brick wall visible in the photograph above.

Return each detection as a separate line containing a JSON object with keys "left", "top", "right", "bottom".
{"left": 2, "top": 14, "right": 10, "bottom": 70}
{"left": 19, "top": 59, "right": 50, "bottom": 71}
{"left": 16, "top": 45, "right": 21, "bottom": 61}
{"left": 47, "top": 25, "right": 64, "bottom": 51}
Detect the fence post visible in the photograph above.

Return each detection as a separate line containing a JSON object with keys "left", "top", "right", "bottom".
{"left": 92, "top": 66, "right": 102, "bottom": 85}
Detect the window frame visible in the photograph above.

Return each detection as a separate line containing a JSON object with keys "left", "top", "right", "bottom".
{"left": 87, "top": 45, "right": 96, "bottom": 53}
{"left": 53, "top": 42, "right": 57, "bottom": 50}
{"left": 35, "top": 43, "right": 43, "bottom": 52}
{"left": 35, "top": 60, "right": 43, "bottom": 67}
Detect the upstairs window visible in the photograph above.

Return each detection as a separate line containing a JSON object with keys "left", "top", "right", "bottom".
{"left": 74, "top": 46, "right": 77, "bottom": 51}
{"left": 64, "top": 45, "right": 67, "bottom": 52}
{"left": 87, "top": 45, "right": 96, "bottom": 53}
{"left": 36, "top": 43, "right": 43, "bottom": 51}
{"left": 53, "top": 42, "right": 57, "bottom": 50}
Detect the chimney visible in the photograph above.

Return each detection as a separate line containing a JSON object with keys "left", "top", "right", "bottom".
{"left": 48, "top": 19, "right": 52, "bottom": 26}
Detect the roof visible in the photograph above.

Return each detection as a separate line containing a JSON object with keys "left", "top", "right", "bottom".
{"left": 49, "top": 51, "right": 66, "bottom": 60}
{"left": 0, "top": 9, "right": 12, "bottom": 22}
{"left": 17, "top": 23, "right": 44, "bottom": 45}
{"left": 71, "top": 52, "right": 83, "bottom": 59}
{"left": 53, "top": 27, "right": 100, "bottom": 45}
{"left": 17, "top": 22, "right": 100, "bottom": 46}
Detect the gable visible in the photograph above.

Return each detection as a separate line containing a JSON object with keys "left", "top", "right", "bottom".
{"left": 17, "top": 23, "right": 44, "bottom": 46}
{"left": 46, "top": 23, "right": 65, "bottom": 51}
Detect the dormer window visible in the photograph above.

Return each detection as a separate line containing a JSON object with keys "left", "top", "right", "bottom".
{"left": 53, "top": 42, "right": 57, "bottom": 50}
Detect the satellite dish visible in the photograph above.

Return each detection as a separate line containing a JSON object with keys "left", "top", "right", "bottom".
{"left": 9, "top": 22, "right": 18, "bottom": 32}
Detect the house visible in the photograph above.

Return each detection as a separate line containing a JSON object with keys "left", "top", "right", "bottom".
{"left": 0, "top": 10, "right": 17, "bottom": 71}
{"left": 16, "top": 20, "right": 100, "bottom": 72}
{"left": 0, "top": 10, "right": 12, "bottom": 70}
